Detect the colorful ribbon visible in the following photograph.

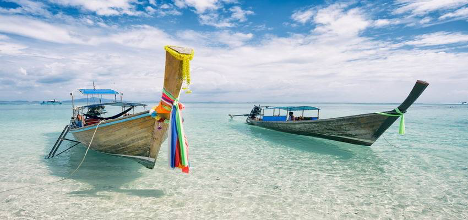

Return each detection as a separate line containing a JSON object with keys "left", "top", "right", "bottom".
{"left": 150, "top": 88, "right": 189, "bottom": 173}
{"left": 377, "top": 108, "right": 405, "bottom": 135}
{"left": 168, "top": 99, "right": 189, "bottom": 173}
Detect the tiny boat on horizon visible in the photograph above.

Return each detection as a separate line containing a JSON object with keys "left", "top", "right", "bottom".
{"left": 41, "top": 99, "right": 62, "bottom": 105}
{"left": 230, "top": 80, "right": 429, "bottom": 146}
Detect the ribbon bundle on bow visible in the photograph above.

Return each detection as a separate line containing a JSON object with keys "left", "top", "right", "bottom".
{"left": 377, "top": 108, "right": 405, "bottom": 135}
{"left": 168, "top": 98, "right": 189, "bottom": 173}
{"left": 150, "top": 88, "right": 189, "bottom": 173}
{"left": 148, "top": 45, "right": 193, "bottom": 173}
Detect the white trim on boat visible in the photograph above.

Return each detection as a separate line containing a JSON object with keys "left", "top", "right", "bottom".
{"left": 70, "top": 113, "right": 151, "bottom": 133}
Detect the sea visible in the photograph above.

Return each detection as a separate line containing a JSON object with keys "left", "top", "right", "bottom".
{"left": 0, "top": 102, "right": 467, "bottom": 219}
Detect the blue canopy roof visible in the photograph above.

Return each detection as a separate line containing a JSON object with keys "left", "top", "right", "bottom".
{"left": 265, "top": 106, "right": 320, "bottom": 111}
{"left": 79, "top": 89, "right": 119, "bottom": 95}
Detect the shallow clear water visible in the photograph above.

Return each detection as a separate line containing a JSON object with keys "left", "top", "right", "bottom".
{"left": 0, "top": 103, "right": 467, "bottom": 219}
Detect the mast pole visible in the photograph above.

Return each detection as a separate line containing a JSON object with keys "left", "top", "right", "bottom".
{"left": 71, "top": 92, "right": 74, "bottom": 116}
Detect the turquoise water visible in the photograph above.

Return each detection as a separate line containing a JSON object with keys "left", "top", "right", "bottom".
{"left": 0, "top": 103, "right": 467, "bottom": 219}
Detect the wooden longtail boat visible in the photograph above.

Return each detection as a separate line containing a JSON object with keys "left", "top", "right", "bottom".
{"left": 48, "top": 46, "right": 193, "bottom": 169}
{"left": 233, "top": 80, "right": 428, "bottom": 146}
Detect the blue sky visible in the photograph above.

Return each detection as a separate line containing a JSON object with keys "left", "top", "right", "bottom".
{"left": 0, "top": 0, "right": 468, "bottom": 103}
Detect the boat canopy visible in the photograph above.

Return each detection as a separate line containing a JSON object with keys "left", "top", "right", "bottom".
{"left": 82, "top": 102, "right": 147, "bottom": 108}
{"left": 265, "top": 106, "right": 320, "bottom": 111}
{"left": 79, "top": 89, "right": 119, "bottom": 95}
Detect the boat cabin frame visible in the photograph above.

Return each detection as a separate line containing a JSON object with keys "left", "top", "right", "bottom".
{"left": 70, "top": 89, "right": 147, "bottom": 129}
{"left": 258, "top": 106, "right": 320, "bottom": 122}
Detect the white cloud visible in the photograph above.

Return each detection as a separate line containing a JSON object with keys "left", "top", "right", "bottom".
{"left": 230, "top": 6, "right": 253, "bottom": 22}
{"left": 199, "top": 13, "right": 234, "bottom": 28}
{"left": 0, "top": 41, "right": 28, "bottom": 55}
{"left": 216, "top": 31, "right": 253, "bottom": 47}
{"left": 146, "top": 4, "right": 182, "bottom": 16}
{"left": 0, "top": 0, "right": 51, "bottom": 17}
{"left": 198, "top": 6, "right": 253, "bottom": 28}
{"left": 373, "top": 19, "right": 391, "bottom": 27}
{"left": 174, "top": 1, "right": 253, "bottom": 27}
{"left": 49, "top": 0, "right": 141, "bottom": 16}
{"left": 312, "top": 4, "right": 370, "bottom": 37}
{"left": 406, "top": 32, "right": 468, "bottom": 46}
{"left": 439, "top": 7, "right": 468, "bottom": 19}
{"left": 174, "top": 0, "right": 219, "bottom": 13}
{"left": 108, "top": 25, "right": 178, "bottom": 49}
{"left": 176, "top": 30, "right": 252, "bottom": 47}
{"left": 0, "top": 15, "right": 89, "bottom": 44}
{"left": 395, "top": 0, "right": 468, "bottom": 15}
{"left": 0, "top": 34, "right": 9, "bottom": 40}
{"left": 291, "top": 8, "right": 315, "bottom": 24}
{"left": 19, "top": 67, "right": 28, "bottom": 75}
{"left": 419, "top": 16, "right": 432, "bottom": 24}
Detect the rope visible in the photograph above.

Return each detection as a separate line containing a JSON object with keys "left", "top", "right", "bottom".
{"left": 0, "top": 120, "right": 103, "bottom": 194}
{"left": 383, "top": 136, "right": 400, "bottom": 148}
{"left": 70, "top": 120, "right": 103, "bottom": 175}
{"left": 376, "top": 108, "right": 405, "bottom": 134}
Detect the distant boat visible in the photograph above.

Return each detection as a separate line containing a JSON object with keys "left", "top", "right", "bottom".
{"left": 47, "top": 46, "right": 194, "bottom": 171}
{"left": 462, "top": 102, "right": 467, "bottom": 105}
{"left": 230, "top": 80, "right": 429, "bottom": 146}
{"left": 41, "top": 99, "right": 62, "bottom": 105}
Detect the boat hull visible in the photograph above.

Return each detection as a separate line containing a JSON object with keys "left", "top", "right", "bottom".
{"left": 70, "top": 111, "right": 162, "bottom": 168}
{"left": 247, "top": 113, "right": 397, "bottom": 146}
{"left": 246, "top": 80, "right": 429, "bottom": 146}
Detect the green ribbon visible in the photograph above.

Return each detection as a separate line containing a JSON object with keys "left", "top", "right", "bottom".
{"left": 163, "top": 88, "right": 176, "bottom": 100}
{"left": 174, "top": 100, "right": 188, "bottom": 166}
{"left": 377, "top": 108, "right": 405, "bottom": 135}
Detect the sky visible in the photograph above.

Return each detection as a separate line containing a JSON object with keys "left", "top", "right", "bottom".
{"left": 0, "top": 0, "right": 467, "bottom": 103}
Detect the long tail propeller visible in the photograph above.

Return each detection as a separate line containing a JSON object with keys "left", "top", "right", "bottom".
{"left": 229, "top": 114, "right": 249, "bottom": 119}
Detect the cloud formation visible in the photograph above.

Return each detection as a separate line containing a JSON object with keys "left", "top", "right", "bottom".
{"left": 49, "top": 0, "right": 140, "bottom": 16}
{"left": 0, "top": 1, "right": 467, "bottom": 103}
{"left": 395, "top": 0, "right": 468, "bottom": 15}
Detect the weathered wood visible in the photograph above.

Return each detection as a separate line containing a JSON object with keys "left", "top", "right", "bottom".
{"left": 247, "top": 80, "right": 429, "bottom": 146}
{"left": 149, "top": 51, "right": 185, "bottom": 161}
{"left": 71, "top": 112, "right": 155, "bottom": 166}
{"left": 169, "top": 46, "right": 193, "bottom": 54}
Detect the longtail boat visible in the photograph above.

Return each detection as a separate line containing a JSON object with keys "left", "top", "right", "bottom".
{"left": 230, "top": 80, "right": 429, "bottom": 146}
{"left": 47, "top": 46, "right": 194, "bottom": 171}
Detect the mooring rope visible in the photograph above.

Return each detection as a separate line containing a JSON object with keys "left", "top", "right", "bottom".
{"left": 383, "top": 135, "right": 400, "bottom": 148}
{"left": 0, "top": 120, "right": 103, "bottom": 194}
{"left": 70, "top": 120, "right": 102, "bottom": 175}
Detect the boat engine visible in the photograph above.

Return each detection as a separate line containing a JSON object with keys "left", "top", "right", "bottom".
{"left": 249, "top": 105, "right": 262, "bottom": 119}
